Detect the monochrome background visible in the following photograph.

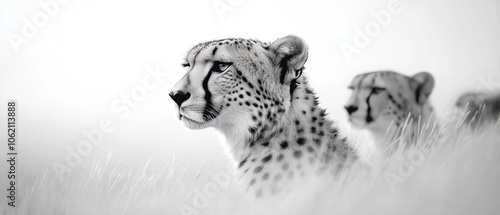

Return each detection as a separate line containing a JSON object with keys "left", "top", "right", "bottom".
{"left": 0, "top": 0, "right": 499, "bottom": 192}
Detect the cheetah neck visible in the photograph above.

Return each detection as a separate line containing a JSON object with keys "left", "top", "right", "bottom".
{"left": 218, "top": 77, "right": 357, "bottom": 196}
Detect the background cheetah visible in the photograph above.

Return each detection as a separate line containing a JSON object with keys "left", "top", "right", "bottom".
{"left": 456, "top": 91, "right": 500, "bottom": 129}
{"left": 344, "top": 71, "right": 439, "bottom": 155}
{"left": 169, "top": 35, "right": 358, "bottom": 198}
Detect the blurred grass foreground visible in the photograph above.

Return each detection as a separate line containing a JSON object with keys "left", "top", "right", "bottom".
{"left": 3, "top": 111, "right": 500, "bottom": 215}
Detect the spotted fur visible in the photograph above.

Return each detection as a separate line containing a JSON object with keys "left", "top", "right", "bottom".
{"left": 170, "top": 35, "right": 357, "bottom": 198}
{"left": 345, "top": 71, "right": 437, "bottom": 149}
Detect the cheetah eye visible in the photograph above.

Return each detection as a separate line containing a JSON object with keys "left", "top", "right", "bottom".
{"left": 182, "top": 62, "right": 190, "bottom": 68}
{"left": 213, "top": 61, "right": 232, "bottom": 73}
{"left": 372, "top": 87, "right": 386, "bottom": 94}
{"left": 347, "top": 86, "right": 354, "bottom": 90}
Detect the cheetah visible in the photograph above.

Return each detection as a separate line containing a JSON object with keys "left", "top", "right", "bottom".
{"left": 456, "top": 91, "right": 500, "bottom": 129}
{"left": 169, "top": 35, "right": 358, "bottom": 198}
{"left": 344, "top": 71, "right": 439, "bottom": 154}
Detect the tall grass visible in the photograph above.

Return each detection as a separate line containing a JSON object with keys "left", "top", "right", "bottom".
{"left": 4, "top": 112, "right": 500, "bottom": 215}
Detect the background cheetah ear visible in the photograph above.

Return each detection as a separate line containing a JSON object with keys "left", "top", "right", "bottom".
{"left": 412, "top": 72, "right": 435, "bottom": 104}
{"left": 269, "top": 35, "right": 309, "bottom": 85}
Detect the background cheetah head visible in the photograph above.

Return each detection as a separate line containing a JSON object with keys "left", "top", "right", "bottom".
{"left": 344, "top": 71, "right": 434, "bottom": 131}
{"left": 456, "top": 91, "right": 500, "bottom": 127}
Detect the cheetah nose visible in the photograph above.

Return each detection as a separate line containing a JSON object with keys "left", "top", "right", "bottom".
{"left": 345, "top": 105, "right": 358, "bottom": 115}
{"left": 169, "top": 91, "right": 191, "bottom": 107}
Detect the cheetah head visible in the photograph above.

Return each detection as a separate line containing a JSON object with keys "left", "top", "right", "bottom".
{"left": 456, "top": 91, "right": 500, "bottom": 126}
{"left": 169, "top": 35, "right": 308, "bottom": 136}
{"left": 456, "top": 92, "right": 488, "bottom": 113}
{"left": 344, "top": 71, "right": 434, "bottom": 130}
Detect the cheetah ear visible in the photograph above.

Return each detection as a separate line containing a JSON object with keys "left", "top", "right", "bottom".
{"left": 412, "top": 72, "right": 435, "bottom": 104}
{"left": 269, "top": 35, "right": 309, "bottom": 85}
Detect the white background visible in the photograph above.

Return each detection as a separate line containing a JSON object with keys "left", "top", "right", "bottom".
{"left": 0, "top": 0, "right": 499, "bottom": 178}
